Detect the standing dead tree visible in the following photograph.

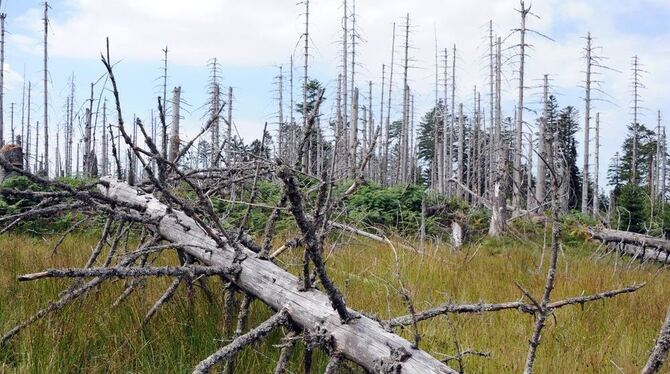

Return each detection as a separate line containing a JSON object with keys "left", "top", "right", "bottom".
{"left": 42, "top": 1, "right": 49, "bottom": 176}
{"left": 510, "top": 1, "right": 552, "bottom": 211}
{"left": 0, "top": 12, "right": 5, "bottom": 146}
{"left": 630, "top": 55, "right": 645, "bottom": 183}
{"left": 581, "top": 33, "right": 593, "bottom": 214}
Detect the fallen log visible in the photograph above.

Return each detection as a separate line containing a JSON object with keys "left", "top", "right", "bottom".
{"left": 589, "top": 228, "right": 670, "bottom": 265}
{"left": 100, "top": 177, "right": 455, "bottom": 373}
{"left": 589, "top": 228, "right": 670, "bottom": 253}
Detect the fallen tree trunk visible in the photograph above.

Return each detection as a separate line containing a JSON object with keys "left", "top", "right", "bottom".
{"left": 100, "top": 177, "right": 455, "bottom": 373}
{"left": 590, "top": 228, "right": 670, "bottom": 253}
{"left": 589, "top": 228, "right": 670, "bottom": 265}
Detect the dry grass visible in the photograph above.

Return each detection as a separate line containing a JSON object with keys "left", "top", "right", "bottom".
{"left": 0, "top": 230, "right": 669, "bottom": 373}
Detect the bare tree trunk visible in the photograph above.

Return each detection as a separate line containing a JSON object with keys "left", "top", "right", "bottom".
{"left": 75, "top": 138, "right": 79, "bottom": 177}
{"left": 0, "top": 13, "right": 5, "bottom": 146}
{"left": 168, "top": 87, "right": 181, "bottom": 163}
{"left": 277, "top": 65, "right": 283, "bottom": 160}
{"left": 302, "top": 0, "right": 310, "bottom": 173}
{"left": 20, "top": 72, "right": 26, "bottom": 150}
{"left": 488, "top": 20, "right": 495, "bottom": 199}
{"left": 83, "top": 108, "right": 92, "bottom": 177}
{"left": 513, "top": 1, "right": 530, "bottom": 211}
{"left": 526, "top": 130, "right": 533, "bottom": 209}
{"left": 399, "top": 14, "right": 410, "bottom": 185}
{"left": 443, "top": 48, "right": 449, "bottom": 195}
{"left": 25, "top": 82, "right": 31, "bottom": 172}
{"left": 66, "top": 76, "right": 74, "bottom": 176}
{"left": 536, "top": 74, "right": 548, "bottom": 209}
{"left": 663, "top": 126, "right": 667, "bottom": 203}
{"left": 450, "top": 44, "right": 456, "bottom": 196}
{"left": 457, "top": 103, "right": 464, "bottom": 197}
{"left": 489, "top": 36, "right": 507, "bottom": 236}
{"left": 581, "top": 33, "right": 592, "bottom": 214}
{"left": 161, "top": 46, "right": 169, "bottom": 160}
{"left": 35, "top": 121, "right": 39, "bottom": 173}
{"left": 209, "top": 59, "right": 221, "bottom": 167}
{"left": 433, "top": 35, "right": 442, "bottom": 192}
{"left": 227, "top": 86, "right": 233, "bottom": 165}
{"left": 367, "top": 80, "right": 373, "bottom": 178}
{"left": 593, "top": 112, "right": 600, "bottom": 215}
{"left": 378, "top": 64, "right": 385, "bottom": 183}
{"left": 43, "top": 1, "right": 49, "bottom": 177}
{"left": 632, "top": 55, "right": 641, "bottom": 183}
{"left": 101, "top": 99, "right": 108, "bottom": 176}
{"left": 383, "top": 23, "right": 395, "bottom": 186}
{"left": 349, "top": 88, "right": 358, "bottom": 177}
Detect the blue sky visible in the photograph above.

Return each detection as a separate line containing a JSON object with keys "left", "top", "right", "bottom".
{"left": 2, "top": 0, "right": 670, "bottom": 190}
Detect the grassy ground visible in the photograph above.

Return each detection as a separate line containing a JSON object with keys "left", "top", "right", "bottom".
{"left": 0, "top": 228, "right": 669, "bottom": 373}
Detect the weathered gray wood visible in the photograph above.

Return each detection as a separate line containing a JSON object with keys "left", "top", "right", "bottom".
{"left": 99, "top": 178, "right": 455, "bottom": 373}
{"left": 590, "top": 228, "right": 670, "bottom": 254}
{"left": 643, "top": 304, "right": 670, "bottom": 374}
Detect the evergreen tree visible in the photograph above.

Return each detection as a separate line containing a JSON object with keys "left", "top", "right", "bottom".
{"left": 617, "top": 123, "right": 657, "bottom": 187}
{"left": 295, "top": 79, "right": 325, "bottom": 114}
{"left": 556, "top": 105, "right": 582, "bottom": 210}
{"left": 614, "top": 183, "right": 646, "bottom": 232}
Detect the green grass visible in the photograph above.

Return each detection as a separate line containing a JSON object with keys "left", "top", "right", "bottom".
{"left": 0, "top": 230, "right": 669, "bottom": 373}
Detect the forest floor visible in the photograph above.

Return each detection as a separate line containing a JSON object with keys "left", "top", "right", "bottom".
{"left": 0, "top": 227, "right": 668, "bottom": 373}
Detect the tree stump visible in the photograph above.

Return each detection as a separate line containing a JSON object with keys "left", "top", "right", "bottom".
{"left": 0, "top": 144, "right": 24, "bottom": 183}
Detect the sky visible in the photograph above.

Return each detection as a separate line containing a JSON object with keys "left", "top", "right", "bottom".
{"left": 2, "top": 0, "right": 670, "bottom": 191}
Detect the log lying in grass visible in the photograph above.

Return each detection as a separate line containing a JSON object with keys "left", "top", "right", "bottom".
{"left": 100, "top": 177, "right": 456, "bottom": 374}
{"left": 589, "top": 228, "right": 670, "bottom": 264}
{"left": 590, "top": 228, "right": 670, "bottom": 252}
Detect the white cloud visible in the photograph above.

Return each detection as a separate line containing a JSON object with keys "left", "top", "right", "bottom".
{"left": 4, "top": 63, "right": 24, "bottom": 92}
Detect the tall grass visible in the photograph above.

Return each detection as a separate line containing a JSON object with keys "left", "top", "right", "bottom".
{"left": 0, "top": 230, "right": 668, "bottom": 373}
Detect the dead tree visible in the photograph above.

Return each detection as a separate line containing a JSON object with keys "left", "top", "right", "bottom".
{"left": 25, "top": 82, "right": 31, "bottom": 172}
{"left": 581, "top": 33, "right": 593, "bottom": 214}
{"left": 512, "top": 1, "right": 530, "bottom": 211}
{"left": 450, "top": 44, "right": 456, "bottom": 195}
{"left": 83, "top": 108, "right": 92, "bottom": 176}
{"left": 0, "top": 13, "right": 5, "bottom": 146}
{"left": 20, "top": 70, "right": 26, "bottom": 148}
{"left": 593, "top": 112, "right": 600, "bottom": 215}
{"left": 160, "top": 46, "right": 169, "bottom": 159}
{"left": 457, "top": 103, "right": 464, "bottom": 197}
{"left": 208, "top": 58, "right": 222, "bottom": 167}
{"left": 644, "top": 307, "right": 670, "bottom": 374}
{"left": 168, "top": 87, "right": 181, "bottom": 163}
{"left": 378, "top": 64, "right": 385, "bottom": 182}
{"left": 301, "top": 0, "right": 310, "bottom": 173}
{"left": 338, "top": 0, "right": 349, "bottom": 177}
{"left": 488, "top": 20, "right": 495, "bottom": 198}
{"left": 535, "top": 74, "right": 549, "bottom": 209}
{"left": 349, "top": 88, "right": 358, "bottom": 177}
{"left": 631, "top": 55, "right": 644, "bottom": 183}
{"left": 443, "top": 48, "right": 450, "bottom": 195}
{"left": 276, "top": 65, "right": 284, "bottom": 159}
{"left": 226, "top": 86, "right": 233, "bottom": 165}
{"left": 400, "top": 14, "right": 410, "bottom": 184}
{"left": 101, "top": 99, "right": 108, "bottom": 176}
{"left": 383, "top": 22, "right": 395, "bottom": 186}
{"left": 42, "top": 1, "right": 49, "bottom": 176}
{"left": 489, "top": 37, "right": 507, "bottom": 236}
